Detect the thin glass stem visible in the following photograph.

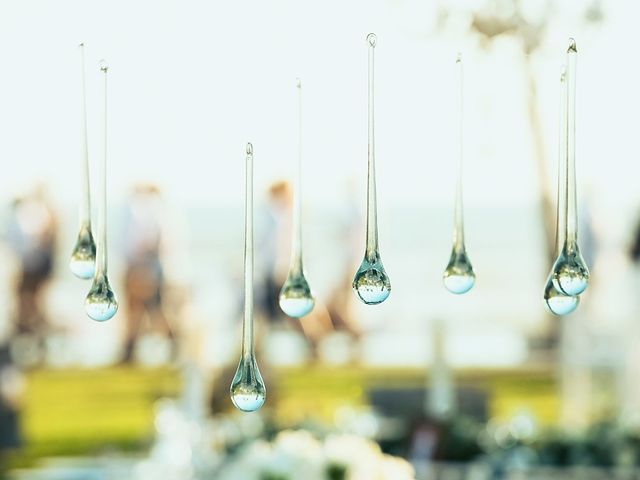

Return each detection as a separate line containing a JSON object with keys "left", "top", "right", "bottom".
{"left": 96, "top": 61, "right": 109, "bottom": 275}
{"left": 242, "top": 143, "right": 254, "bottom": 359}
{"left": 79, "top": 43, "right": 91, "bottom": 227}
{"left": 365, "top": 33, "right": 379, "bottom": 263}
{"left": 452, "top": 54, "right": 465, "bottom": 253}
{"left": 555, "top": 66, "right": 568, "bottom": 253}
{"left": 289, "top": 79, "right": 303, "bottom": 276}
{"left": 564, "top": 39, "right": 578, "bottom": 249}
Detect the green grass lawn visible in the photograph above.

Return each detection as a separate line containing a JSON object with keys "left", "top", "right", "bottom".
{"left": 5, "top": 367, "right": 181, "bottom": 469}
{"left": 4, "top": 365, "right": 560, "bottom": 469}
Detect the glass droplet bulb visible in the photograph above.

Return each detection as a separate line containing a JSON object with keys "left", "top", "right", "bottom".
{"left": 85, "top": 273, "right": 118, "bottom": 321}
{"left": 279, "top": 272, "right": 315, "bottom": 318}
{"left": 69, "top": 223, "right": 96, "bottom": 279}
{"left": 544, "top": 275, "right": 579, "bottom": 316}
{"left": 443, "top": 248, "right": 475, "bottom": 294}
{"left": 551, "top": 245, "right": 589, "bottom": 296}
{"left": 230, "top": 355, "right": 266, "bottom": 412}
{"left": 352, "top": 257, "right": 391, "bottom": 305}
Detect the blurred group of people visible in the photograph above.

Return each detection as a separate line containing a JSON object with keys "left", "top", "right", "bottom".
{"left": 10, "top": 179, "right": 640, "bottom": 369}
{"left": 0, "top": 179, "right": 364, "bottom": 369}
{"left": 2, "top": 184, "right": 177, "bottom": 366}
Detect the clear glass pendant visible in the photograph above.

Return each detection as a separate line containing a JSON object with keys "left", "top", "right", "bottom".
{"left": 352, "top": 33, "right": 391, "bottom": 305}
{"left": 230, "top": 143, "right": 266, "bottom": 412}
{"left": 279, "top": 79, "right": 315, "bottom": 318}
{"left": 85, "top": 60, "right": 117, "bottom": 322}
{"left": 70, "top": 43, "right": 96, "bottom": 280}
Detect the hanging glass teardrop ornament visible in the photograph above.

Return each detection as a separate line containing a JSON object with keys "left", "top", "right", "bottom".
{"left": 279, "top": 79, "right": 315, "bottom": 318}
{"left": 549, "top": 38, "right": 590, "bottom": 298}
{"left": 443, "top": 53, "right": 475, "bottom": 295}
{"left": 352, "top": 33, "right": 391, "bottom": 305}
{"left": 85, "top": 60, "right": 118, "bottom": 322}
{"left": 69, "top": 42, "right": 97, "bottom": 279}
{"left": 544, "top": 58, "right": 578, "bottom": 315}
{"left": 544, "top": 40, "right": 589, "bottom": 315}
{"left": 230, "top": 143, "right": 266, "bottom": 412}
{"left": 544, "top": 66, "right": 577, "bottom": 314}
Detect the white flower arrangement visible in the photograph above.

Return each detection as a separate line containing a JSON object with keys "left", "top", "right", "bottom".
{"left": 217, "top": 430, "right": 416, "bottom": 480}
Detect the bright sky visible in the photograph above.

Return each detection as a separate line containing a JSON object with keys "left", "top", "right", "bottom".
{"left": 1, "top": 0, "right": 637, "bottom": 214}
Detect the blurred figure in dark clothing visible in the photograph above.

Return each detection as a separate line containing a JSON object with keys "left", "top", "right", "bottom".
{"left": 256, "top": 180, "right": 292, "bottom": 322}
{"left": 251, "top": 180, "right": 362, "bottom": 356}
{"left": 630, "top": 216, "right": 640, "bottom": 264}
{"left": 5, "top": 186, "right": 57, "bottom": 336}
{"left": 121, "top": 184, "right": 174, "bottom": 363}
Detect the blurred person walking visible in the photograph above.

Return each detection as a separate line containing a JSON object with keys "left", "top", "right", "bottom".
{"left": 5, "top": 186, "right": 57, "bottom": 337}
{"left": 257, "top": 180, "right": 292, "bottom": 322}
{"left": 254, "top": 180, "right": 362, "bottom": 359}
{"left": 121, "top": 184, "right": 175, "bottom": 363}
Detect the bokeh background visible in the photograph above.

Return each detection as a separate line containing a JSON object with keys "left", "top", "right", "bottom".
{"left": 1, "top": 0, "right": 639, "bottom": 479}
